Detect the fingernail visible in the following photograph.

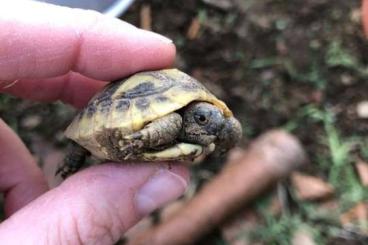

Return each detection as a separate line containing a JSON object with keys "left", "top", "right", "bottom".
{"left": 141, "top": 30, "right": 173, "bottom": 44}
{"left": 135, "top": 169, "right": 187, "bottom": 215}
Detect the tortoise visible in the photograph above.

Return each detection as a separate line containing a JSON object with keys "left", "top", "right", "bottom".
{"left": 56, "top": 69, "right": 242, "bottom": 178}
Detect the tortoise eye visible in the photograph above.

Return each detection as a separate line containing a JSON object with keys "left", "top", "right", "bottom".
{"left": 194, "top": 113, "right": 209, "bottom": 125}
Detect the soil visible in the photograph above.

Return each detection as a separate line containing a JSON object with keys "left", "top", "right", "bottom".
{"left": 125, "top": 0, "right": 367, "bottom": 148}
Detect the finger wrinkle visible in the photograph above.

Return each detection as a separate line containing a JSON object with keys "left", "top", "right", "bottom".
{"left": 58, "top": 72, "right": 74, "bottom": 105}
{"left": 69, "top": 210, "right": 85, "bottom": 245}
{"left": 68, "top": 9, "right": 101, "bottom": 75}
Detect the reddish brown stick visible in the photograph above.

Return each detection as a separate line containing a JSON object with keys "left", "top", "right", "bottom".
{"left": 130, "top": 130, "right": 307, "bottom": 245}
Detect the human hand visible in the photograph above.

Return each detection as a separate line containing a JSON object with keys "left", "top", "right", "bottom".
{"left": 0, "top": 1, "right": 188, "bottom": 244}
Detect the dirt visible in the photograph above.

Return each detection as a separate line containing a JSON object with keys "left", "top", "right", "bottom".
{"left": 125, "top": 1, "right": 368, "bottom": 243}
{"left": 125, "top": 0, "right": 367, "bottom": 141}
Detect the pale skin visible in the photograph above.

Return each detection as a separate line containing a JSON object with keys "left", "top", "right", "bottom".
{"left": 0, "top": 1, "right": 189, "bottom": 244}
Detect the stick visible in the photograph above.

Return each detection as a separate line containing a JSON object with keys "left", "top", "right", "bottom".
{"left": 187, "top": 17, "right": 200, "bottom": 40}
{"left": 140, "top": 4, "right": 151, "bottom": 31}
{"left": 129, "top": 130, "right": 307, "bottom": 245}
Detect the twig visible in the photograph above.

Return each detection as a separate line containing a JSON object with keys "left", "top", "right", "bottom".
{"left": 129, "top": 129, "right": 308, "bottom": 245}
{"left": 187, "top": 17, "right": 201, "bottom": 40}
{"left": 140, "top": 4, "right": 151, "bottom": 31}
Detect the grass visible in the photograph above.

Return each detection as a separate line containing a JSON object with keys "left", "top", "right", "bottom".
{"left": 312, "top": 107, "right": 367, "bottom": 209}
{"left": 290, "top": 105, "right": 367, "bottom": 207}
{"left": 249, "top": 213, "right": 302, "bottom": 245}
{"left": 250, "top": 56, "right": 328, "bottom": 90}
{"left": 326, "top": 40, "right": 368, "bottom": 78}
{"left": 249, "top": 105, "right": 368, "bottom": 244}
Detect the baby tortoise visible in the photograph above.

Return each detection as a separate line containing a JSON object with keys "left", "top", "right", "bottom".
{"left": 57, "top": 69, "right": 242, "bottom": 178}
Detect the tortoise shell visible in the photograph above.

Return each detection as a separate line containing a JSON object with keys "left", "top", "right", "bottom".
{"left": 65, "top": 69, "right": 233, "bottom": 160}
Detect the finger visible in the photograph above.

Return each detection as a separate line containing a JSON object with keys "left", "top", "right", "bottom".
{"left": 0, "top": 119, "right": 49, "bottom": 216}
{"left": 1, "top": 72, "right": 106, "bottom": 108}
{"left": 0, "top": 163, "right": 189, "bottom": 244}
{"left": 0, "top": 1, "right": 175, "bottom": 81}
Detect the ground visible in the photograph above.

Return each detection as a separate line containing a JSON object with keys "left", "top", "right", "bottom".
{"left": 1, "top": 0, "right": 368, "bottom": 244}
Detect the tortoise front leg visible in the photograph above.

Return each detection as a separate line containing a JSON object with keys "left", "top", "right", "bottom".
{"left": 55, "top": 142, "right": 90, "bottom": 178}
{"left": 118, "top": 112, "right": 183, "bottom": 160}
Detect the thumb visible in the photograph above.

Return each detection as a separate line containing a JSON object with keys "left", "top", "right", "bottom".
{"left": 0, "top": 163, "right": 188, "bottom": 244}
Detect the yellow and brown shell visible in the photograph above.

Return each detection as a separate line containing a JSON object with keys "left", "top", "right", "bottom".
{"left": 65, "top": 69, "right": 233, "bottom": 160}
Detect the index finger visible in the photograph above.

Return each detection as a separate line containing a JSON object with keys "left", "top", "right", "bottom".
{"left": 0, "top": 1, "right": 175, "bottom": 81}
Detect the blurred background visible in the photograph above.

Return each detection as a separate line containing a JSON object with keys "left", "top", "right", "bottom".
{"left": 2, "top": 0, "right": 368, "bottom": 244}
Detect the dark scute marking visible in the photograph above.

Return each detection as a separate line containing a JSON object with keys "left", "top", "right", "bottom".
{"left": 135, "top": 97, "right": 150, "bottom": 110}
{"left": 93, "top": 80, "right": 122, "bottom": 104}
{"left": 118, "top": 70, "right": 183, "bottom": 99}
{"left": 119, "top": 80, "right": 174, "bottom": 99}
{"left": 79, "top": 79, "right": 125, "bottom": 118}
{"left": 156, "top": 95, "right": 169, "bottom": 102}
{"left": 144, "top": 70, "right": 172, "bottom": 82}
{"left": 115, "top": 99, "right": 130, "bottom": 111}
{"left": 83, "top": 80, "right": 124, "bottom": 117}
{"left": 78, "top": 110, "right": 85, "bottom": 119}
{"left": 99, "top": 99, "right": 113, "bottom": 113}
{"left": 124, "top": 82, "right": 156, "bottom": 98}
{"left": 85, "top": 104, "right": 97, "bottom": 117}
{"left": 182, "top": 77, "right": 207, "bottom": 92}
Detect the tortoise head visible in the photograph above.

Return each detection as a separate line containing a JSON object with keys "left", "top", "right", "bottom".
{"left": 180, "top": 102, "right": 242, "bottom": 154}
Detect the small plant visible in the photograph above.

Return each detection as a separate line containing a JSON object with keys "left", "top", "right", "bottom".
{"left": 288, "top": 105, "right": 367, "bottom": 207}
{"left": 326, "top": 40, "right": 357, "bottom": 69}
{"left": 249, "top": 211, "right": 302, "bottom": 245}
{"left": 326, "top": 40, "right": 368, "bottom": 78}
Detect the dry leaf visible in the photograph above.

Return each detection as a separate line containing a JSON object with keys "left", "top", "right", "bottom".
{"left": 291, "top": 172, "right": 334, "bottom": 201}
{"left": 356, "top": 160, "right": 368, "bottom": 186}
{"left": 340, "top": 202, "right": 368, "bottom": 226}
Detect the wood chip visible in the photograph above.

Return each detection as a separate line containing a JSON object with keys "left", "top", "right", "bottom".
{"left": 291, "top": 172, "right": 334, "bottom": 201}
{"left": 187, "top": 17, "right": 201, "bottom": 40}
{"left": 140, "top": 4, "right": 151, "bottom": 31}
{"left": 340, "top": 202, "right": 368, "bottom": 226}
{"left": 356, "top": 160, "right": 368, "bottom": 186}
